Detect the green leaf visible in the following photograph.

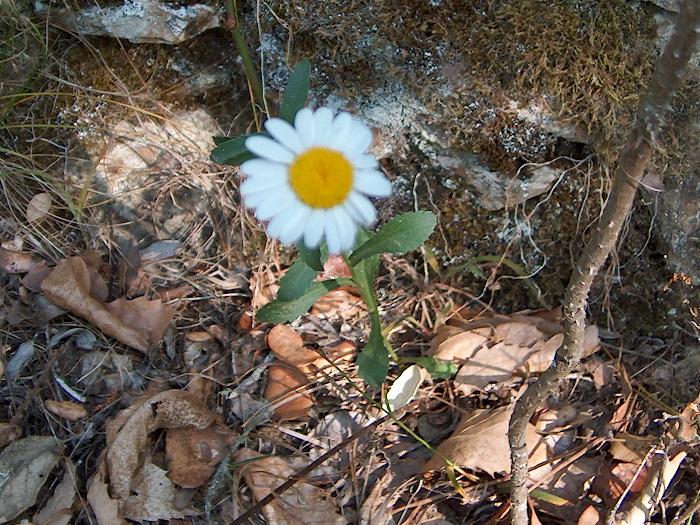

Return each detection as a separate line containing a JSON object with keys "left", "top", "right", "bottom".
{"left": 298, "top": 243, "right": 323, "bottom": 271}
{"left": 212, "top": 135, "right": 231, "bottom": 146}
{"left": 277, "top": 260, "right": 317, "bottom": 301}
{"left": 348, "top": 211, "right": 437, "bottom": 266}
{"left": 210, "top": 135, "right": 256, "bottom": 165}
{"left": 412, "top": 357, "right": 458, "bottom": 379}
{"left": 349, "top": 229, "right": 379, "bottom": 311}
{"left": 279, "top": 59, "right": 311, "bottom": 124}
{"left": 357, "top": 315, "right": 390, "bottom": 388}
{"left": 256, "top": 279, "right": 340, "bottom": 323}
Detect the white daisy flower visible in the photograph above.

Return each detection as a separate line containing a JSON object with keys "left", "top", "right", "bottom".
{"left": 239, "top": 107, "right": 392, "bottom": 254}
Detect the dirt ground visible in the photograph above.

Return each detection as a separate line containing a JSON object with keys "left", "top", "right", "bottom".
{"left": 1, "top": 0, "right": 699, "bottom": 524}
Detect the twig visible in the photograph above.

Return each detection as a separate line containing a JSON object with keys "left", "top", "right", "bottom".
{"left": 507, "top": 2, "right": 700, "bottom": 524}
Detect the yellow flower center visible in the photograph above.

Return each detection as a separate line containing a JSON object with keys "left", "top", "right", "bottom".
{"left": 289, "top": 147, "right": 353, "bottom": 208}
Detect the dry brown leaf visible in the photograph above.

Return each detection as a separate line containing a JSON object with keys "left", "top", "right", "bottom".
{"left": 234, "top": 448, "right": 345, "bottom": 525}
{"left": 33, "top": 459, "right": 76, "bottom": 525}
{"left": 591, "top": 461, "right": 649, "bottom": 506}
{"left": 311, "top": 288, "right": 363, "bottom": 320}
{"left": 432, "top": 320, "right": 599, "bottom": 394}
{"left": 86, "top": 456, "right": 126, "bottom": 525}
{"left": 26, "top": 192, "right": 52, "bottom": 223}
{"left": 250, "top": 267, "right": 279, "bottom": 310}
{"left": 166, "top": 424, "right": 235, "bottom": 488}
{"left": 267, "top": 325, "right": 319, "bottom": 367}
{"left": 106, "top": 389, "right": 220, "bottom": 500}
{"left": 120, "top": 463, "right": 198, "bottom": 522}
{"left": 424, "top": 404, "right": 547, "bottom": 476}
{"left": 45, "top": 400, "right": 88, "bottom": 421}
{"left": 41, "top": 256, "right": 175, "bottom": 352}
{"left": 320, "top": 255, "right": 352, "bottom": 279}
{"left": 0, "top": 436, "right": 60, "bottom": 524}
{"left": 577, "top": 505, "right": 603, "bottom": 525}
{"left": 0, "top": 247, "right": 39, "bottom": 274}
{"left": 0, "top": 422, "right": 21, "bottom": 449}
{"left": 264, "top": 364, "right": 314, "bottom": 421}
{"left": 185, "top": 331, "right": 212, "bottom": 342}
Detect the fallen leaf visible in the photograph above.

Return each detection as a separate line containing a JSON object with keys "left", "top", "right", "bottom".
{"left": 5, "top": 339, "right": 35, "bottom": 381}
{"left": 310, "top": 288, "right": 363, "bottom": 320}
{"left": 424, "top": 404, "right": 546, "bottom": 476}
{"left": 0, "top": 423, "right": 21, "bottom": 449}
{"left": 120, "top": 463, "right": 198, "bottom": 522}
{"left": 26, "top": 192, "right": 51, "bottom": 223}
{"left": 267, "top": 325, "right": 319, "bottom": 368}
{"left": 591, "top": 461, "right": 649, "bottom": 506}
{"left": 45, "top": 400, "right": 88, "bottom": 421}
{"left": 166, "top": 424, "right": 235, "bottom": 488}
{"left": 0, "top": 436, "right": 60, "bottom": 524}
{"left": 578, "top": 505, "right": 603, "bottom": 525}
{"left": 251, "top": 267, "right": 279, "bottom": 310}
{"left": 0, "top": 247, "right": 39, "bottom": 273}
{"left": 264, "top": 364, "right": 314, "bottom": 421}
{"left": 86, "top": 455, "right": 126, "bottom": 525}
{"left": 106, "top": 389, "right": 220, "bottom": 500}
{"left": 234, "top": 448, "right": 345, "bottom": 525}
{"left": 320, "top": 255, "right": 352, "bottom": 279}
{"left": 386, "top": 365, "right": 423, "bottom": 412}
{"left": 33, "top": 459, "right": 77, "bottom": 525}
{"left": 41, "top": 256, "right": 175, "bottom": 352}
{"left": 185, "top": 331, "right": 213, "bottom": 342}
{"left": 618, "top": 450, "right": 686, "bottom": 525}
{"left": 432, "top": 319, "right": 599, "bottom": 394}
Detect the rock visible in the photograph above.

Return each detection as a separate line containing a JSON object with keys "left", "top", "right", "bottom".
{"left": 644, "top": 0, "right": 680, "bottom": 12}
{"left": 82, "top": 108, "right": 220, "bottom": 247}
{"left": 654, "top": 11, "right": 700, "bottom": 74}
{"left": 659, "top": 166, "right": 700, "bottom": 283}
{"left": 437, "top": 152, "right": 563, "bottom": 211}
{"left": 35, "top": 0, "right": 222, "bottom": 44}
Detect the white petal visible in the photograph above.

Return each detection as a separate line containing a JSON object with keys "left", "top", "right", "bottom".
{"left": 332, "top": 207, "right": 357, "bottom": 251}
{"left": 264, "top": 118, "right": 304, "bottom": 153}
{"left": 346, "top": 192, "right": 377, "bottom": 226}
{"left": 240, "top": 158, "right": 288, "bottom": 179}
{"left": 341, "top": 120, "right": 373, "bottom": 154}
{"left": 246, "top": 135, "right": 295, "bottom": 163}
{"left": 279, "top": 207, "right": 311, "bottom": 244}
{"left": 243, "top": 182, "right": 287, "bottom": 208}
{"left": 329, "top": 112, "right": 353, "bottom": 149}
{"left": 294, "top": 108, "right": 315, "bottom": 147}
{"left": 324, "top": 214, "right": 342, "bottom": 254}
{"left": 303, "top": 210, "right": 326, "bottom": 248}
{"left": 312, "top": 107, "right": 334, "bottom": 145}
{"left": 267, "top": 205, "right": 308, "bottom": 244}
{"left": 354, "top": 170, "right": 392, "bottom": 197}
{"left": 240, "top": 172, "right": 287, "bottom": 195}
{"left": 255, "top": 187, "right": 296, "bottom": 220}
{"left": 347, "top": 152, "right": 379, "bottom": 170}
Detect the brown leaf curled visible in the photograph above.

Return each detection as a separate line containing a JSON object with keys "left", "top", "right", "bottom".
{"left": 41, "top": 256, "right": 175, "bottom": 352}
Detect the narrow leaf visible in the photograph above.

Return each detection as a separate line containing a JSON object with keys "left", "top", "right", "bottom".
{"left": 277, "top": 260, "right": 317, "bottom": 302}
{"left": 412, "top": 357, "right": 458, "bottom": 379}
{"left": 210, "top": 135, "right": 256, "bottom": 165}
{"left": 212, "top": 135, "right": 231, "bottom": 146}
{"left": 256, "top": 280, "right": 340, "bottom": 323}
{"left": 298, "top": 242, "right": 323, "bottom": 271}
{"left": 348, "top": 229, "right": 379, "bottom": 311}
{"left": 279, "top": 59, "right": 311, "bottom": 124}
{"left": 357, "top": 315, "right": 390, "bottom": 388}
{"left": 348, "top": 211, "right": 437, "bottom": 266}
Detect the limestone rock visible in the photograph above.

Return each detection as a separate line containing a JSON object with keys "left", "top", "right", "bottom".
{"left": 437, "top": 152, "right": 563, "bottom": 211}
{"left": 35, "top": 0, "right": 222, "bottom": 44}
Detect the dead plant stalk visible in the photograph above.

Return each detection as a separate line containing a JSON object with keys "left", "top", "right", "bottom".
{"left": 507, "top": 2, "right": 700, "bottom": 524}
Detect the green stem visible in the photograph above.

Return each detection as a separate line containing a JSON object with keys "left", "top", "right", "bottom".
{"left": 223, "top": 0, "right": 265, "bottom": 110}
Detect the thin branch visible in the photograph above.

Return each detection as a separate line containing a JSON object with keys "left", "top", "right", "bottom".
{"left": 507, "top": 2, "right": 700, "bottom": 523}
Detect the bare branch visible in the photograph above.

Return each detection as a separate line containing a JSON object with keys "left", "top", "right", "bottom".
{"left": 507, "top": 2, "right": 700, "bottom": 523}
